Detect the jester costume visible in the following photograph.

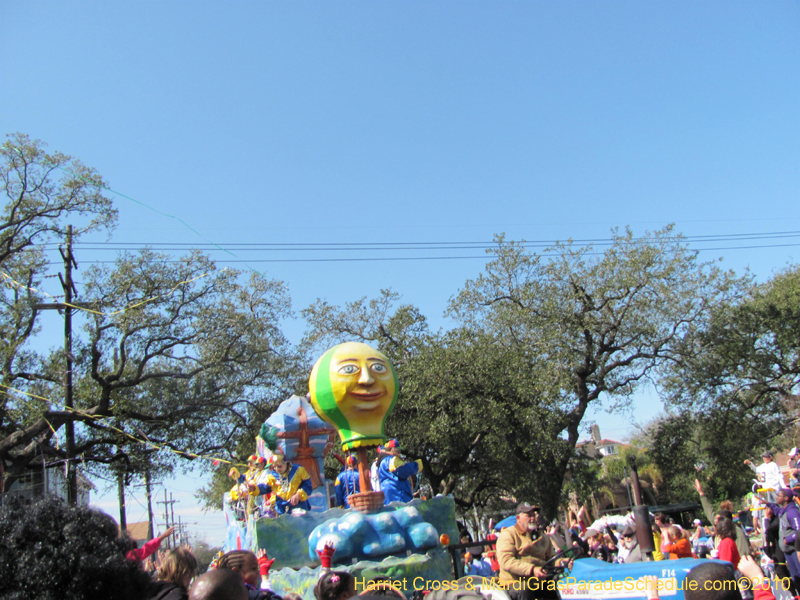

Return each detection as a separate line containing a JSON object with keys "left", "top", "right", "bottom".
{"left": 228, "top": 457, "right": 261, "bottom": 521}
{"left": 253, "top": 461, "right": 313, "bottom": 514}
{"left": 334, "top": 466, "right": 360, "bottom": 508}
{"left": 378, "top": 455, "right": 421, "bottom": 504}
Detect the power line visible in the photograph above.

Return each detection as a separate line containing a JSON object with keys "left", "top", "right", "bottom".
{"left": 28, "top": 229, "right": 799, "bottom": 265}
{"left": 40, "top": 229, "right": 800, "bottom": 250}
{"left": 18, "top": 144, "right": 797, "bottom": 278}
{"left": 41, "top": 241, "right": 800, "bottom": 266}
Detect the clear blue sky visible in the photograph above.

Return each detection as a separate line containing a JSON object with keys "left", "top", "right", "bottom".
{"left": 3, "top": 2, "right": 799, "bottom": 543}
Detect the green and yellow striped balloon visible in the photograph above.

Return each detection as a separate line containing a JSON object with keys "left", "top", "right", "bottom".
{"left": 309, "top": 342, "right": 398, "bottom": 451}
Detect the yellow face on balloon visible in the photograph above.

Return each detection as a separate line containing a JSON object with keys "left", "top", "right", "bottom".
{"left": 309, "top": 342, "right": 398, "bottom": 450}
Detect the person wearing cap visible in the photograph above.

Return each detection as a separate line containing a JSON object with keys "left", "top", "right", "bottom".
{"left": 377, "top": 439, "right": 422, "bottom": 505}
{"left": 690, "top": 519, "right": 711, "bottom": 557}
{"left": 248, "top": 453, "right": 312, "bottom": 515}
{"left": 745, "top": 451, "right": 783, "bottom": 502}
{"left": 249, "top": 456, "right": 276, "bottom": 517}
{"left": 242, "top": 456, "right": 267, "bottom": 487}
{"left": 584, "top": 528, "right": 613, "bottom": 562}
{"left": 616, "top": 525, "right": 643, "bottom": 564}
{"left": 756, "top": 488, "right": 800, "bottom": 593}
{"left": 465, "top": 545, "right": 496, "bottom": 578}
{"left": 229, "top": 455, "right": 260, "bottom": 489}
{"left": 497, "top": 502, "right": 566, "bottom": 600}
{"left": 335, "top": 455, "right": 360, "bottom": 509}
{"left": 227, "top": 455, "right": 263, "bottom": 520}
{"left": 788, "top": 447, "right": 799, "bottom": 469}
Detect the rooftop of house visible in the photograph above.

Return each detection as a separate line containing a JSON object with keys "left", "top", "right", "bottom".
{"left": 576, "top": 438, "right": 623, "bottom": 448}
{"left": 120, "top": 521, "right": 150, "bottom": 542}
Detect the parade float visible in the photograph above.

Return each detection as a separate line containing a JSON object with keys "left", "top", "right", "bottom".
{"left": 222, "top": 342, "right": 459, "bottom": 600}
{"left": 218, "top": 343, "right": 786, "bottom": 600}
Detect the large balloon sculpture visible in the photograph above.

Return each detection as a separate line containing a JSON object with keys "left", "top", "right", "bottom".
{"left": 309, "top": 342, "right": 397, "bottom": 512}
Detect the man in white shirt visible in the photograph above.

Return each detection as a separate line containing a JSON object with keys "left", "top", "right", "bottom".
{"left": 745, "top": 451, "right": 784, "bottom": 502}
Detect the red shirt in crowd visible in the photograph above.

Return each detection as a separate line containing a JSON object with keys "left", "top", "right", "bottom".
{"left": 717, "top": 537, "right": 741, "bottom": 568}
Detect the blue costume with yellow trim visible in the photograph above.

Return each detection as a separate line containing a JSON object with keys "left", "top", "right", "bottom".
{"left": 378, "top": 455, "right": 421, "bottom": 504}
{"left": 254, "top": 462, "right": 312, "bottom": 514}
{"left": 334, "top": 467, "right": 360, "bottom": 508}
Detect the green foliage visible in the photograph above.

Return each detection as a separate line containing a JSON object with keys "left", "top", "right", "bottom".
{"left": 301, "top": 227, "right": 743, "bottom": 518}
{"left": 0, "top": 133, "right": 117, "bottom": 265}
{"left": 446, "top": 227, "right": 742, "bottom": 507}
{"left": 302, "top": 289, "right": 429, "bottom": 365}
{"left": 647, "top": 403, "right": 783, "bottom": 505}
{"left": 665, "top": 264, "right": 800, "bottom": 413}
{"left": 1, "top": 134, "right": 117, "bottom": 487}
{"left": 563, "top": 452, "right": 603, "bottom": 507}
{"left": 647, "top": 417, "right": 702, "bottom": 503}
{"left": 394, "top": 327, "right": 565, "bottom": 511}
{"left": 323, "top": 451, "right": 345, "bottom": 483}
{"left": 0, "top": 137, "right": 300, "bottom": 491}
{"left": 449, "top": 227, "right": 742, "bottom": 417}
{"left": 190, "top": 538, "right": 223, "bottom": 574}
{"left": 196, "top": 464, "right": 239, "bottom": 513}
{"left": 657, "top": 263, "right": 800, "bottom": 504}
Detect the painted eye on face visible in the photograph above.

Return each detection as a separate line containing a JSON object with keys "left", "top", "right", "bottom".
{"left": 338, "top": 364, "right": 359, "bottom": 375}
{"left": 371, "top": 363, "right": 387, "bottom": 374}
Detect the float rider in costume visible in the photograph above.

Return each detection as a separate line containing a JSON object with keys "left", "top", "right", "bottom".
{"left": 378, "top": 438, "right": 422, "bottom": 504}
{"left": 229, "top": 455, "right": 259, "bottom": 495}
{"left": 248, "top": 453, "right": 313, "bottom": 515}
{"left": 228, "top": 455, "right": 260, "bottom": 520}
{"left": 335, "top": 455, "right": 360, "bottom": 509}
{"left": 250, "top": 457, "right": 275, "bottom": 517}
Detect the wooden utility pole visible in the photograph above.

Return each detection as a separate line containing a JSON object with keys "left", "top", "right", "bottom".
{"left": 157, "top": 489, "right": 178, "bottom": 548}
{"left": 118, "top": 471, "right": 127, "bottom": 532}
{"left": 35, "top": 225, "right": 79, "bottom": 504}
{"left": 170, "top": 492, "right": 177, "bottom": 549}
{"left": 63, "top": 225, "right": 77, "bottom": 504}
{"left": 145, "top": 466, "right": 154, "bottom": 540}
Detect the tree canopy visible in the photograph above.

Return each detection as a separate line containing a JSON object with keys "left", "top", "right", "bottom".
{"left": 302, "top": 228, "right": 745, "bottom": 516}
{"left": 653, "top": 263, "right": 800, "bottom": 504}
{"left": 443, "top": 227, "right": 743, "bottom": 512}
{"left": 0, "top": 135, "right": 298, "bottom": 495}
{"left": 1, "top": 133, "right": 116, "bottom": 265}
{"left": 4, "top": 133, "right": 794, "bottom": 521}
{"left": 665, "top": 263, "right": 800, "bottom": 414}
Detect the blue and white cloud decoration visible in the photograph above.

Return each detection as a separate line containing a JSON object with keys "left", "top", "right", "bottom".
{"left": 308, "top": 506, "right": 439, "bottom": 564}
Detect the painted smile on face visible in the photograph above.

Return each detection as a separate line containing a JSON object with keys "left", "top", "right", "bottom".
{"left": 309, "top": 341, "right": 399, "bottom": 450}
{"left": 331, "top": 351, "right": 393, "bottom": 413}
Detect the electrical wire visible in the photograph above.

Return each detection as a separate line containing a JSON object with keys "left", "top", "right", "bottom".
{"left": 27, "top": 230, "right": 798, "bottom": 265}
{"left": 39, "top": 241, "right": 800, "bottom": 266}
{"left": 36, "top": 229, "right": 800, "bottom": 251}
{"left": 9, "top": 142, "right": 798, "bottom": 275}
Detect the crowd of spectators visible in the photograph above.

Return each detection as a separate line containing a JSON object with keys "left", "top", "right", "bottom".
{"left": 3, "top": 446, "right": 797, "bottom": 600}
